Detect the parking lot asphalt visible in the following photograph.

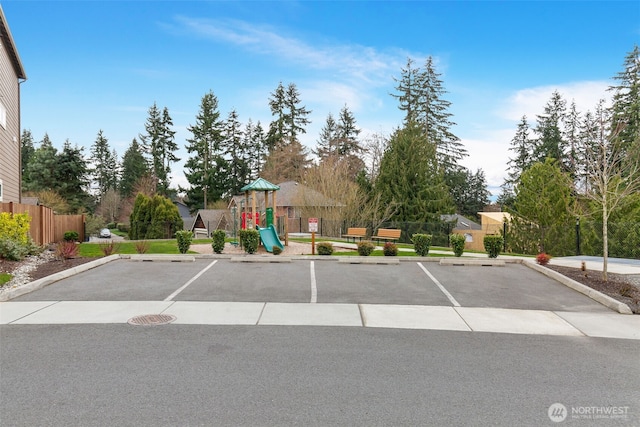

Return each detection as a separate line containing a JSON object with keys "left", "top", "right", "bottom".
{"left": 1, "top": 257, "right": 638, "bottom": 339}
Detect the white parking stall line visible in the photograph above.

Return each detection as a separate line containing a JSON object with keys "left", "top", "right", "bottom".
{"left": 310, "top": 261, "right": 317, "bottom": 303}
{"left": 164, "top": 260, "right": 218, "bottom": 301}
{"left": 417, "top": 262, "right": 461, "bottom": 307}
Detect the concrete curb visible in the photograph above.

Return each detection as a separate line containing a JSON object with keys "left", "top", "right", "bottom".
{"left": 0, "top": 254, "right": 120, "bottom": 302}
{"left": 523, "top": 261, "right": 633, "bottom": 315}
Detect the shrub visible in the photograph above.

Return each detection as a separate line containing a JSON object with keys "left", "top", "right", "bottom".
{"left": 383, "top": 242, "right": 398, "bottom": 256}
{"left": 272, "top": 245, "right": 283, "bottom": 255}
{"left": 56, "top": 240, "right": 79, "bottom": 259}
{"left": 0, "top": 237, "right": 26, "bottom": 261}
{"left": 357, "top": 241, "right": 375, "bottom": 256}
{"left": 0, "top": 212, "right": 31, "bottom": 245}
{"left": 316, "top": 241, "right": 334, "bottom": 256}
{"left": 106, "top": 222, "right": 117, "bottom": 230}
{"left": 239, "top": 229, "right": 260, "bottom": 254}
{"left": 64, "top": 231, "right": 79, "bottom": 242}
{"left": 176, "top": 230, "right": 193, "bottom": 254}
{"left": 449, "top": 233, "right": 466, "bottom": 257}
{"left": 412, "top": 233, "right": 432, "bottom": 256}
{"left": 99, "top": 241, "right": 120, "bottom": 256}
{"left": 484, "top": 235, "right": 504, "bottom": 258}
{"left": 134, "top": 240, "right": 150, "bottom": 254}
{"left": 0, "top": 272, "right": 12, "bottom": 287}
{"left": 212, "top": 229, "right": 226, "bottom": 254}
{"left": 536, "top": 252, "right": 551, "bottom": 265}
{"left": 117, "top": 223, "right": 130, "bottom": 233}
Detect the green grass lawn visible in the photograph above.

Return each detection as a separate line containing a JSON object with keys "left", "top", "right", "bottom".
{"left": 79, "top": 239, "right": 203, "bottom": 257}
{"left": 0, "top": 273, "right": 12, "bottom": 286}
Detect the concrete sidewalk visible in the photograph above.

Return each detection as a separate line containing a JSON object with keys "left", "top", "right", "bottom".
{"left": 1, "top": 300, "right": 638, "bottom": 340}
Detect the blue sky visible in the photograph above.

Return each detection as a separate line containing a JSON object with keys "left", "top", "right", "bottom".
{"left": 4, "top": 1, "right": 639, "bottom": 197}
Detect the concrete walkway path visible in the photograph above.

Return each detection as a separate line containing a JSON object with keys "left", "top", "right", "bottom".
{"left": 2, "top": 300, "right": 638, "bottom": 340}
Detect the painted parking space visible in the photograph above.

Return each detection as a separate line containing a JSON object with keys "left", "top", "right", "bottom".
{"left": 12, "top": 259, "right": 213, "bottom": 302}
{"left": 313, "top": 261, "right": 453, "bottom": 305}
{"left": 8, "top": 258, "right": 617, "bottom": 314}
{"left": 420, "top": 263, "right": 613, "bottom": 312}
{"left": 174, "top": 260, "right": 311, "bottom": 303}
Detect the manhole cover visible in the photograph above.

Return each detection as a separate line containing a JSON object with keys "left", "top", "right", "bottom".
{"left": 128, "top": 314, "right": 176, "bottom": 326}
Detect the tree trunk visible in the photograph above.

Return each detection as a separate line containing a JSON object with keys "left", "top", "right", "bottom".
{"left": 602, "top": 199, "right": 608, "bottom": 281}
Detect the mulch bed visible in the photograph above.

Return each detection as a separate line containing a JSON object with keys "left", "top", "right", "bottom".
{"left": 545, "top": 264, "right": 640, "bottom": 314}
{"left": 2, "top": 255, "right": 639, "bottom": 314}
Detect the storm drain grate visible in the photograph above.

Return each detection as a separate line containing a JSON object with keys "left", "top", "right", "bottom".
{"left": 128, "top": 314, "right": 176, "bottom": 326}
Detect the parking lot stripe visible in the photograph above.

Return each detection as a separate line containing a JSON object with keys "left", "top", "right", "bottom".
{"left": 417, "top": 262, "right": 461, "bottom": 307}
{"left": 310, "top": 261, "right": 317, "bottom": 303}
{"left": 164, "top": 260, "right": 218, "bottom": 301}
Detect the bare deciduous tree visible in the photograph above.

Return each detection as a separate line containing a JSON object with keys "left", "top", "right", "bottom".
{"left": 580, "top": 104, "right": 640, "bottom": 280}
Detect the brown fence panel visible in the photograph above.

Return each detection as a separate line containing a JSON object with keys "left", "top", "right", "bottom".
{"left": 54, "top": 215, "right": 85, "bottom": 242}
{"left": 0, "top": 202, "right": 83, "bottom": 245}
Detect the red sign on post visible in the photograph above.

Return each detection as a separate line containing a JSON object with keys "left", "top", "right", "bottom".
{"left": 308, "top": 218, "right": 318, "bottom": 233}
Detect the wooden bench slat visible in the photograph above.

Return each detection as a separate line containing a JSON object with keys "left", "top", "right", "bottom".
{"left": 372, "top": 228, "right": 401, "bottom": 242}
{"left": 342, "top": 227, "right": 367, "bottom": 242}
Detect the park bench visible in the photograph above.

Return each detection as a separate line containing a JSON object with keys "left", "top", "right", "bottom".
{"left": 372, "top": 228, "right": 401, "bottom": 244}
{"left": 342, "top": 227, "right": 367, "bottom": 242}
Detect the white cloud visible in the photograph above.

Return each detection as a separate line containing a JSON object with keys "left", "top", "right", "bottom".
{"left": 498, "top": 81, "right": 612, "bottom": 122}
{"left": 171, "top": 16, "right": 407, "bottom": 86}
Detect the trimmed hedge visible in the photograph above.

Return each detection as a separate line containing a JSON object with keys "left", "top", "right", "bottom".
{"left": 412, "top": 233, "right": 432, "bottom": 256}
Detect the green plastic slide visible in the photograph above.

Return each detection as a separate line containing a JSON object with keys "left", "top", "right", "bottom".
{"left": 257, "top": 225, "right": 284, "bottom": 253}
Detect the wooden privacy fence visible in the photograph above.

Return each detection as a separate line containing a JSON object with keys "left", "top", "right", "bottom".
{"left": 0, "top": 202, "right": 85, "bottom": 245}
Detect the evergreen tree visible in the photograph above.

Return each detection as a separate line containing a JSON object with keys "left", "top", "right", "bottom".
{"left": 534, "top": 90, "right": 567, "bottom": 165}
{"left": 120, "top": 138, "right": 149, "bottom": 198}
{"left": 90, "top": 130, "right": 119, "bottom": 199}
{"left": 56, "top": 140, "right": 92, "bottom": 212}
{"left": 563, "top": 101, "right": 582, "bottom": 178}
{"left": 224, "top": 109, "right": 252, "bottom": 196}
{"left": 266, "top": 82, "right": 287, "bottom": 152}
{"left": 416, "top": 57, "right": 467, "bottom": 170}
{"left": 266, "top": 82, "right": 311, "bottom": 151}
{"left": 391, "top": 58, "right": 420, "bottom": 124}
{"left": 20, "top": 129, "right": 35, "bottom": 182}
{"left": 501, "top": 115, "right": 534, "bottom": 205}
{"left": 183, "top": 91, "right": 226, "bottom": 210}
{"left": 139, "top": 103, "right": 180, "bottom": 195}
{"left": 609, "top": 45, "right": 640, "bottom": 151}
{"left": 243, "top": 119, "right": 267, "bottom": 180}
{"left": 315, "top": 113, "right": 339, "bottom": 159}
{"left": 447, "top": 167, "right": 490, "bottom": 220}
{"left": 24, "top": 134, "right": 58, "bottom": 192}
{"left": 375, "top": 122, "right": 454, "bottom": 222}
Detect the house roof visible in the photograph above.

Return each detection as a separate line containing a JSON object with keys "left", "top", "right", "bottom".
{"left": 241, "top": 177, "right": 280, "bottom": 192}
{"left": 190, "top": 209, "right": 229, "bottom": 231}
{"left": 0, "top": 6, "right": 27, "bottom": 80}
{"left": 442, "top": 214, "right": 482, "bottom": 230}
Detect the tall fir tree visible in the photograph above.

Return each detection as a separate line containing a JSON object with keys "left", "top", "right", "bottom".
{"left": 90, "top": 130, "right": 119, "bottom": 199}
{"left": 24, "top": 134, "right": 58, "bottom": 192}
{"left": 119, "top": 138, "right": 149, "bottom": 198}
{"left": 534, "top": 90, "right": 567, "bottom": 166}
{"left": 501, "top": 115, "right": 534, "bottom": 205}
{"left": 375, "top": 122, "right": 454, "bottom": 222}
{"left": 139, "top": 103, "right": 180, "bottom": 196}
{"left": 20, "top": 129, "right": 35, "bottom": 188}
{"left": 315, "top": 113, "right": 339, "bottom": 159}
{"left": 390, "top": 58, "right": 421, "bottom": 124}
{"left": 224, "top": 109, "right": 252, "bottom": 196}
{"left": 416, "top": 57, "right": 467, "bottom": 171}
{"left": 56, "top": 140, "right": 92, "bottom": 213}
{"left": 609, "top": 45, "right": 640, "bottom": 151}
{"left": 266, "top": 82, "right": 311, "bottom": 151}
{"left": 243, "top": 119, "right": 267, "bottom": 180}
{"left": 183, "top": 91, "right": 226, "bottom": 210}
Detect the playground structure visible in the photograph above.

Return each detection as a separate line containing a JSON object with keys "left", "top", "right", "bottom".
{"left": 239, "top": 178, "right": 286, "bottom": 253}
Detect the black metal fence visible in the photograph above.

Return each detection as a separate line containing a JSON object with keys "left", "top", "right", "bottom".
{"left": 288, "top": 217, "right": 640, "bottom": 259}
